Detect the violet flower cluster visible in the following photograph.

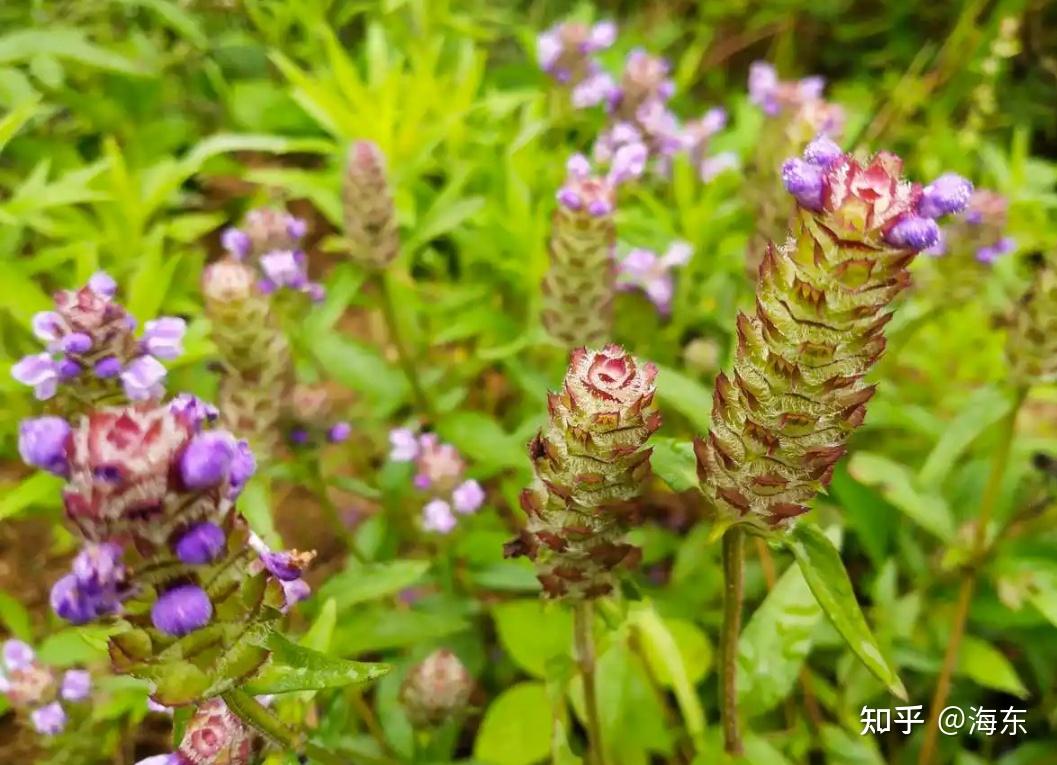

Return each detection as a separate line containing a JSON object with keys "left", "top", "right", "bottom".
{"left": 388, "top": 428, "right": 485, "bottom": 533}
{"left": 221, "top": 208, "right": 324, "bottom": 302}
{"left": 927, "top": 189, "right": 1015, "bottom": 264}
{"left": 556, "top": 148, "right": 646, "bottom": 217}
{"left": 539, "top": 21, "right": 734, "bottom": 184}
{"left": 748, "top": 61, "right": 845, "bottom": 137}
{"left": 12, "top": 273, "right": 185, "bottom": 403}
{"left": 781, "top": 136, "right": 973, "bottom": 252}
{"left": 616, "top": 242, "right": 694, "bottom": 315}
{"left": 0, "top": 639, "right": 91, "bottom": 736}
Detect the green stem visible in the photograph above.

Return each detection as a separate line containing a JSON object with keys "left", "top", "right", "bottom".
{"left": 720, "top": 526, "right": 745, "bottom": 756}
{"left": 918, "top": 387, "right": 1026, "bottom": 765}
{"left": 573, "top": 600, "right": 605, "bottom": 765}
{"left": 223, "top": 689, "right": 386, "bottom": 765}
{"left": 376, "top": 271, "right": 434, "bottom": 421}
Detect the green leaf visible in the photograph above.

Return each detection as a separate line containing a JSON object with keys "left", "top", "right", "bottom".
{"left": 0, "top": 28, "right": 147, "bottom": 75}
{"left": 649, "top": 437, "right": 699, "bottom": 493}
{"left": 738, "top": 540, "right": 824, "bottom": 715}
{"left": 631, "top": 604, "right": 708, "bottom": 751}
{"left": 244, "top": 631, "right": 389, "bottom": 695}
{"left": 491, "top": 599, "right": 572, "bottom": 678}
{"left": 332, "top": 609, "right": 469, "bottom": 654}
{"left": 316, "top": 560, "right": 430, "bottom": 611}
{"left": 236, "top": 473, "right": 280, "bottom": 548}
{"left": 435, "top": 410, "right": 529, "bottom": 476}
{"left": 786, "top": 523, "right": 906, "bottom": 699}
{"left": 0, "top": 471, "right": 63, "bottom": 521}
{"left": 0, "top": 591, "right": 32, "bottom": 641}
{"left": 301, "top": 598, "right": 337, "bottom": 653}
{"left": 405, "top": 196, "right": 485, "bottom": 252}
{"left": 653, "top": 364, "right": 712, "bottom": 433}
{"left": 311, "top": 333, "right": 407, "bottom": 416}
{"left": 473, "top": 682, "right": 554, "bottom": 765}
{"left": 956, "top": 637, "right": 1029, "bottom": 698}
{"left": 828, "top": 463, "right": 895, "bottom": 567}
{"left": 848, "top": 452, "right": 955, "bottom": 541}
{"left": 0, "top": 95, "right": 41, "bottom": 154}
{"left": 918, "top": 386, "right": 1012, "bottom": 488}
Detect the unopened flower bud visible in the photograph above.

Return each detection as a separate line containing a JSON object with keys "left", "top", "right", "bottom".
{"left": 152, "top": 584, "right": 213, "bottom": 636}
{"left": 343, "top": 140, "right": 400, "bottom": 270}
{"left": 18, "top": 416, "right": 70, "bottom": 475}
{"left": 174, "top": 522, "right": 227, "bottom": 564}
{"left": 507, "top": 345, "right": 659, "bottom": 598}
{"left": 399, "top": 649, "right": 473, "bottom": 728}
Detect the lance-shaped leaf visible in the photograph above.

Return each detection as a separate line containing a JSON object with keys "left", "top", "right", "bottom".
{"left": 244, "top": 630, "right": 389, "bottom": 695}
{"left": 785, "top": 523, "right": 906, "bottom": 699}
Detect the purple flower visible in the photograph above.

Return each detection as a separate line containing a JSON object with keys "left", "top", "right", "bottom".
{"left": 802, "top": 135, "right": 843, "bottom": 167}
{"left": 60, "top": 332, "right": 92, "bottom": 354}
{"left": 608, "top": 142, "right": 648, "bottom": 185}
{"left": 169, "top": 394, "right": 219, "bottom": 429}
{"left": 798, "top": 75, "right": 825, "bottom": 101}
{"left": 587, "top": 21, "right": 617, "bottom": 51}
{"left": 917, "top": 173, "right": 974, "bottom": 219}
{"left": 327, "top": 421, "right": 352, "bottom": 443}
{"left": 94, "top": 356, "right": 122, "bottom": 379}
{"left": 31, "top": 311, "right": 63, "bottom": 344}
{"left": 885, "top": 215, "right": 940, "bottom": 250}
{"left": 57, "top": 358, "right": 81, "bottom": 379}
{"left": 179, "top": 431, "right": 236, "bottom": 489}
{"left": 571, "top": 72, "right": 618, "bottom": 109}
{"left": 221, "top": 227, "right": 251, "bottom": 259}
{"left": 72, "top": 543, "right": 125, "bottom": 593}
{"left": 261, "top": 550, "right": 310, "bottom": 582}
{"left": 781, "top": 158, "right": 825, "bottom": 210}
{"left": 286, "top": 215, "right": 308, "bottom": 240}
{"left": 60, "top": 669, "right": 91, "bottom": 701}
{"left": 536, "top": 30, "right": 561, "bottom": 72}
{"left": 120, "top": 355, "right": 167, "bottom": 401}
{"left": 31, "top": 701, "right": 66, "bottom": 735}
{"left": 3, "top": 640, "right": 35, "bottom": 671}
{"left": 228, "top": 440, "right": 256, "bottom": 499}
{"left": 389, "top": 428, "right": 420, "bottom": 462}
{"left": 51, "top": 575, "right": 99, "bottom": 624}
{"left": 260, "top": 250, "right": 308, "bottom": 291}
{"left": 88, "top": 272, "right": 117, "bottom": 298}
{"left": 174, "top": 523, "right": 226, "bottom": 565}
{"left": 12, "top": 353, "right": 59, "bottom": 400}
{"left": 452, "top": 479, "right": 485, "bottom": 514}
{"left": 699, "top": 152, "right": 739, "bottom": 183}
{"left": 976, "top": 236, "right": 1016, "bottom": 264}
{"left": 151, "top": 584, "right": 213, "bottom": 636}
{"left": 18, "top": 416, "right": 70, "bottom": 475}
{"left": 289, "top": 428, "right": 310, "bottom": 446}
{"left": 142, "top": 317, "right": 186, "bottom": 360}
{"left": 306, "top": 282, "right": 326, "bottom": 302}
{"left": 748, "top": 61, "right": 779, "bottom": 113}
{"left": 281, "top": 579, "right": 311, "bottom": 609}
{"left": 422, "top": 499, "right": 457, "bottom": 533}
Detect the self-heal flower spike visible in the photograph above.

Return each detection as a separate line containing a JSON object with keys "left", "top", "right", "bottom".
{"left": 696, "top": 147, "right": 968, "bottom": 530}
{"left": 147, "top": 698, "right": 254, "bottom": 765}
{"left": 204, "top": 258, "right": 292, "bottom": 458}
{"left": 538, "top": 21, "right": 617, "bottom": 97}
{"left": 506, "top": 345, "right": 660, "bottom": 599}
{"left": 543, "top": 156, "right": 624, "bottom": 347}
{"left": 12, "top": 274, "right": 181, "bottom": 409}
{"left": 399, "top": 649, "right": 473, "bottom": 729}
{"left": 343, "top": 140, "right": 400, "bottom": 270}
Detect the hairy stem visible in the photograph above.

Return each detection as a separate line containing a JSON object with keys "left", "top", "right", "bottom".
{"left": 223, "top": 689, "right": 385, "bottom": 765}
{"left": 720, "top": 526, "right": 745, "bottom": 755}
{"left": 574, "top": 600, "right": 605, "bottom": 765}
{"left": 918, "top": 388, "right": 1026, "bottom": 765}
{"left": 376, "top": 272, "right": 434, "bottom": 421}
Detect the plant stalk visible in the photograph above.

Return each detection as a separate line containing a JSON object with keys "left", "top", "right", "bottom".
{"left": 720, "top": 525, "right": 745, "bottom": 755}
{"left": 573, "top": 600, "right": 605, "bottom": 765}
{"left": 376, "top": 271, "right": 434, "bottom": 421}
{"left": 918, "top": 388, "right": 1026, "bottom": 765}
{"left": 223, "top": 689, "right": 386, "bottom": 765}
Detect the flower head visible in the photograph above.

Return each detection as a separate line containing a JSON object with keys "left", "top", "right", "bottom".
{"left": 400, "top": 649, "right": 473, "bottom": 728}
{"left": 617, "top": 242, "right": 693, "bottom": 315}
{"left": 31, "top": 701, "right": 66, "bottom": 735}
{"left": 60, "top": 669, "right": 91, "bottom": 701}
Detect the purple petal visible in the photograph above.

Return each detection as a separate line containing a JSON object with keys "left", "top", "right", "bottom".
{"left": 917, "top": 173, "right": 974, "bottom": 219}
{"left": 174, "top": 523, "right": 226, "bottom": 565}
{"left": 452, "top": 479, "right": 485, "bottom": 514}
{"left": 18, "top": 416, "right": 70, "bottom": 475}
{"left": 884, "top": 215, "right": 940, "bottom": 250}
{"left": 422, "top": 499, "right": 457, "bottom": 533}
{"left": 142, "top": 317, "right": 186, "bottom": 360}
{"left": 221, "top": 227, "right": 251, "bottom": 259}
{"left": 781, "top": 158, "right": 824, "bottom": 210}
{"left": 120, "top": 356, "right": 167, "bottom": 401}
{"left": 31, "top": 311, "right": 63, "bottom": 343}
{"left": 151, "top": 585, "right": 213, "bottom": 636}
{"left": 88, "top": 272, "right": 117, "bottom": 298}
{"left": 94, "top": 356, "right": 122, "bottom": 379}
{"left": 3, "top": 639, "right": 35, "bottom": 671}
{"left": 60, "top": 669, "right": 92, "bottom": 701}
{"left": 31, "top": 702, "right": 66, "bottom": 735}
{"left": 180, "top": 431, "right": 236, "bottom": 489}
